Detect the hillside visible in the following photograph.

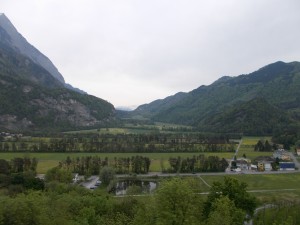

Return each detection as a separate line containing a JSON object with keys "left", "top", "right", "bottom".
{"left": 130, "top": 61, "right": 300, "bottom": 134}
{"left": 201, "top": 97, "right": 291, "bottom": 135}
{"left": 0, "top": 14, "right": 115, "bottom": 131}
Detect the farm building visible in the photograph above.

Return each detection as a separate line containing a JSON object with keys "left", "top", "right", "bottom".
{"left": 273, "top": 149, "right": 291, "bottom": 160}
{"left": 279, "top": 162, "right": 295, "bottom": 171}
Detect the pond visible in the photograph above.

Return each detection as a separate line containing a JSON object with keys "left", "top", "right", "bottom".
{"left": 114, "top": 179, "right": 157, "bottom": 195}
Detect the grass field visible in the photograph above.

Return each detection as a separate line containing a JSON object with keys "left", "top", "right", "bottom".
{"left": 237, "top": 136, "right": 273, "bottom": 159}
{"left": 64, "top": 122, "right": 193, "bottom": 135}
{"left": 198, "top": 173, "right": 300, "bottom": 202}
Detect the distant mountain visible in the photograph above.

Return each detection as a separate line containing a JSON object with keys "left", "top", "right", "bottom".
{"left": 135, "top": 92, "right": 187, "bottom": 116}
{"left": 130, "top": 61, "right": 300, "bottom": 134}
{"left": 0, "top": 13, "right": 115, "bottom": 131}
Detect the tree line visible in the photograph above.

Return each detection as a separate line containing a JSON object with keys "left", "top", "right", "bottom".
{"left": 59, "top": 155, "right": 151, "bottom": 175}
{"left": 0, "top": 133, "right": 236, "bottom": 153}
{"left": 0, "top": 157, "right": 38, "bottom": 174}
{"left": 254, "top": 140, "right": 276, "bottom": 151}
{"left": 165, "top": 154, "right": 229, "bottom": 173}
{"left": 0, "top": 157, "right": 43, "bottom": 195}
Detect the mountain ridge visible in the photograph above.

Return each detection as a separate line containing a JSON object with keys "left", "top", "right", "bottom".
{"left": 0, "top": 13, "right": 65, "bottom": 83}
{"left": 129, "top": 61, "right": 300, "bottom": 134}
{"left": 0, "top": 14, "right": 115, "bottom": 132}
{"left": 0, "top": 13, "right": 86, "bottom": 94}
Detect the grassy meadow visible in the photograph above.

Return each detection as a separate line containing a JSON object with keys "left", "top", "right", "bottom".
{"left": 237, "top": 136, "right": 273, "bottom": 159}
{"left": 198, "top": 173, "right": 300, "bottom": 202}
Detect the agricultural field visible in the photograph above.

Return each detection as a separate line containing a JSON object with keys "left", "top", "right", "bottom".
{"left": 198, "top": 173, "right": 300, "bottom": 202}
{"left": 237, "top": 136, "right": 273, "bottom": 159}
{"left": 1, "top": 134, "right": 298, "bottom": 203}
{"left": 0, "top": 135, "right": 277, "bottom": 173}
{"left": 65, "top": 122, "right": 194, "bottom": 135}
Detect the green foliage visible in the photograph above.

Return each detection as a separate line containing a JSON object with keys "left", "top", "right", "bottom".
{"left": 295, "top": 140, "right": 300, "bottom": 148}
{"left": 0, "top": 159, "right": 10, "bottom": 174}
{"left": 254, "top": 139, "right": 274, "bottom": 151}
{"left": 206, "top": 196, "right": 245, "bottom": 225}
{"left": 0, "top": 157, "right": 41, "bottom": 194}
{"left": 132, "top": 177, "right": 204, "bottom": 225}
{"left": 272, "top": 127, "right": 300, "bottom": 149}
{"left": 254, "top": 201, "right": 300, "bottom": 225}
{"left": 155, "top": 178, "right": 203, "bottom": 225}
{"left": 0, "top": 132, "right": 236, "bottom": 153}
{"left": 45, "top": 167, "right": 73, "bottom": 183}
{"left": 0, "top": 66, "right": 114, "bottom": 132}
{"left": 99, "top": 166, "right": 115, "bottom": 185}
{"left": 202, "top": 97, "right": 291, "bottom": 135}
{"left": 203, "top": 177, "right": 257, "bottom": 218}
{"left": 167, "top": 155, "right": 228, "bottom": 173}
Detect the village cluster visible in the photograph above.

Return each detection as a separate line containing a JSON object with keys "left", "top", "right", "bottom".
{"left": 231, "top": 149, "right": 296, "bottom": 172}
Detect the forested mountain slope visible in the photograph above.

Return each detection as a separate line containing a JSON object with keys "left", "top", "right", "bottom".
{"left": 131, "top": 61, "right": 300, "bottom": 134}
{"left": 0, "top": 14, "right": 115, "bottom": 131}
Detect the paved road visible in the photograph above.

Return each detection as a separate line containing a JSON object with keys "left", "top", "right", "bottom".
{"left": 234, "top": 139, "right": 243, "bottom": 159}
{"left": 244, "top": 204, "right": 275, "bottom": 225}
{"left": 114, "top": 168, "right": 300, "bottom": 179}
{"left": 288, "top": 152, "right": 300, "bottom": 169}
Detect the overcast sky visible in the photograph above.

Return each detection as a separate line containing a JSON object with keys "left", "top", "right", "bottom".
{"left": 2, "top": 0, "right": 300, "bottom": 109}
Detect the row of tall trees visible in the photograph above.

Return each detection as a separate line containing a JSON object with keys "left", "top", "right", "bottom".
{"left": 254, "top": 140, "right": 275, "bottom": 151}
{"left": 0, "top": 157, "right": 37, "bottom": 174}
{"left": 166, "top": 155, "right": 229, "bottom": 173}
{"left": 59, "top": 155, "right": 151, "bottom": 175}
{"left": 0, "top": 133, "right": 236, "bottom": 153}
{"left": 0, "top": 141, "right": 235, "bottom": 153}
